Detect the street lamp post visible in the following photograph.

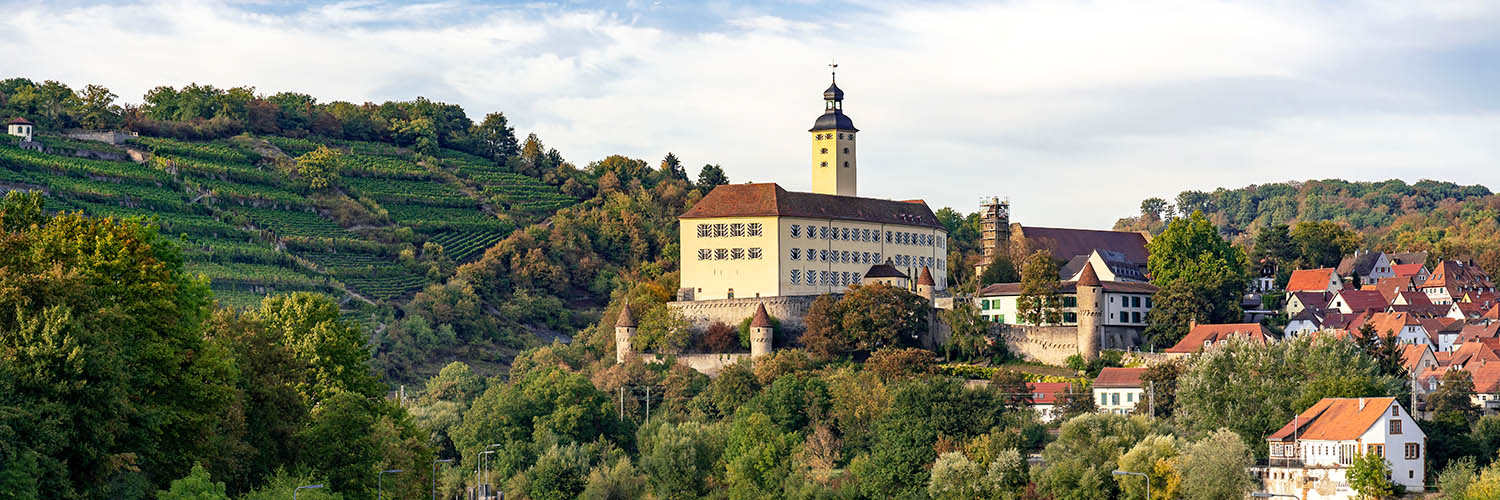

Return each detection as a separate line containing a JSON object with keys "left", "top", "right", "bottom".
{"left": 476, "top": 449, "right": 497, "bottom": 499}
{"left": 379, "top": 469, "right": 404, "bottom": 500}
{"left": 1112, "top": 470, "right": 1151, "bottom": 500}
{"left": 293, "top": 484, "right": 323, "bottom": 500}
{"left": 433, "top": 458, "right": 453, "bottom": 500}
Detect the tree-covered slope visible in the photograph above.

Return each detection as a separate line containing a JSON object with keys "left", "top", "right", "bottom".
{"left": 1116, "top": 179, "right": 1500, "bottom": 272}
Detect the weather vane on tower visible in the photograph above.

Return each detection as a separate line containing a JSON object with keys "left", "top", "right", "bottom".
{"left": 829, "top": 60, "right": 838, "bottom": 82}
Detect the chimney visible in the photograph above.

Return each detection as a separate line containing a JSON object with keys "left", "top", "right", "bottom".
{"left": 1359, "top": 397, "right": 1367, "bottom": 410}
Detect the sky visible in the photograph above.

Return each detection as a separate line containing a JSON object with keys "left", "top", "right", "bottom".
{"left": 4, "top": 0, "right": 1500, "bottom": 229}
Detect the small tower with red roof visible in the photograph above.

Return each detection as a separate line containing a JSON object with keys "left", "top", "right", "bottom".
{"left": 750, "top": 303, "right": 775, "bottom": 358}
{"left": 6, "top": 117, "right": 34, "bottom": 142}
{"left": 615, "top": 300, "right": 638, "bottom": 364}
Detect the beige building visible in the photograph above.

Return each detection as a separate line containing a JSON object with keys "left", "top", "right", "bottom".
{"left": 676, "top": 75, "right": 948, "bottom": 301}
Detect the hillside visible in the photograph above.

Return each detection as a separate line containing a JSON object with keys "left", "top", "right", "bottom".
{"left": 1, "top": 133, "right": 574, "bottom": 309}
{"left": 1115, "top": 179, "right": 1500, "bottom": 272}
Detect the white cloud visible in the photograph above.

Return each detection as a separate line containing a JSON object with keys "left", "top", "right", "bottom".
{"left": 3, "top": 0, "right": 1500, "bottom": 228}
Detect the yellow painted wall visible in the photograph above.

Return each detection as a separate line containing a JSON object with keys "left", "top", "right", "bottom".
{"left": 680, "top": 216, "right": 782, "bottom": 300}
{"left": 810, "top": 130, "right": 856, "bottom": 196}
{"left": 680, "top": 214, "right": 950, "bottom": 299}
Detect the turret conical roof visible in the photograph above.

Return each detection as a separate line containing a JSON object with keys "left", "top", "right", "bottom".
{"left": 615, "top": 300, "right": 637, "bottom": 328}
{"left": 1077, "top": 262, "right": 1102, "bottom": 287}
{"left": 917, "top": 265, "right": 935, "bottom": 286}
{"left": 750, "top": 303, "right": 773, "bottom": 328}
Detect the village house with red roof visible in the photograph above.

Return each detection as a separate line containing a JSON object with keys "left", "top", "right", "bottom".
{"left": 1164, "top": 322, "right": 1275, "bottom": 357}
{"left": 1287, "top": 268, "right": 1344, "bottom": 293}
{"left": 1092, "top": 367, "right": 1148, "bottom": 415}
{"left": 1260, "top": 398, "right": 1425, "bottom": 500}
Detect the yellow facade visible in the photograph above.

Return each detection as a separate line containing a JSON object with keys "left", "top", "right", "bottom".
{"left": 679, "top": 215, "right": 948, "bottom": 300}
{"left": 810, "top": 130, "right": 856, "bottom": 196}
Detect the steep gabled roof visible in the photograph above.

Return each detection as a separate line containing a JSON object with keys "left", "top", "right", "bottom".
{"left": 1290, "top": 291, "right": 1331, "bottom": 312}
{"left": 1026, "top": 382, "right": 1072, "bottom": 404}
{"left": 1392, "top": 263, "right": 1427, "bottom": 279}
{"left": 1093, "top": 367, "right": 1147, "bottom": 388}
{"left": 1165, "top": 323, "right": 1274, "bottom": 354}
{"left": 1267, "top": 397, "right": 1403, "bottom": 442}
{"left": 1400, "top": 344, "right": 1434, "bottom": 371}
{"left": 1388, "top": 252, "right": 1429, "bottom": 266}
{"left": 1424, "top": 260, "right": 1495, "bottom": 290}
{"left": 865, "top": 260, "right": 909, "bottom": 279}
{"left": 1287, "top": 268, "right": 1340, "bottom": 292}
{"left": 1337, "top": 252, "right": 1384, "bottom": 277}
{"left": 679, "top": 183, "right": 943, "bottom": 229}
{"left": 1013, "top": 225, "right": 1149, "bottom": 264}
{"left": 1336, "top": 290, "right": 1389, "bottom": 313}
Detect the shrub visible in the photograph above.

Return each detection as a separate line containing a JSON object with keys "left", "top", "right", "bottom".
{"left": 703, "top": 322, "right": 738, "bottom": 353}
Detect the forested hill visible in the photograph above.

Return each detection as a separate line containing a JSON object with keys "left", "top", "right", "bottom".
{"left": 0, "top": 77, "right": 732, "bottom": 383}
{"left": 1115, "top": 179, "right": 1500, "bottom": 268}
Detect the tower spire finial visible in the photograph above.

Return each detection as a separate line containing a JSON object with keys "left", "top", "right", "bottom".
{"left": 829, "top": 59, "right": 838, "bottom": 83}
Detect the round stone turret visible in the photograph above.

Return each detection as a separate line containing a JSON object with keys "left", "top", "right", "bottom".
{"left": 1075, "top": 262, "right": 1103, "bottom": 360}
{"left": 615, "top": 301, "right": 638, "bottom": 364}
{"left": 916, "top": 265, "right": 936, "bottom": 301}
{"left": 750, "top": 303, "right": 774, "bottom": 358}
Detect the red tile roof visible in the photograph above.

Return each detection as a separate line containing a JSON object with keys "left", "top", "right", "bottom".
{"left": 1401, "top": 344, "right": 1433, "bottom": 371}
{"left": 1364, "top": 312, "right": 1422, "bottom": 338}
{"left": 679, "top": 183, "right": 943, "bottom": 229}
{"left": 1424, "top": 260, "right": 1494, "bottom": 290}
{"left": 1335, "top": 290, "right": 1389, "bottom": 314}
{"left": 1287, "top": 268, "right": 1340, "bottom": 292}
{"left": 1268, "top": 397, "right": 1399, "bottom": 442}
{"left": 750, "top": 303, "right": 774, "bottom": 327}
{"left": 5, "top": 117, "right": 31, "bottom": 126}
{"left": 1026, "top": 382, "right": 1071, "bottom": 404}
{"left": 1093, "top": 367, "right": 1147, "bottom": 388}
{"left": 1165, "top": 323, "right": 1274, "bottom": 354}
{"left": 1392, "top": 263, "right": 1427, "bottom": 279}
{"left": 916, "top": 266, "right": 935, "bottom": 286}
{"left": 1290, "top": 291, "right": 1331, "bottom": 312}
{"left": 1370, "top": 278, "right": 1415, "bottom": 303}
{"left": 1076, "top": 262, "right": 1101, "bottom": 287}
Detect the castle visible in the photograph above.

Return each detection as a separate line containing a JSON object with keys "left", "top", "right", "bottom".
{"left": 665, "top": 72, "right": 949, "bottom": 350}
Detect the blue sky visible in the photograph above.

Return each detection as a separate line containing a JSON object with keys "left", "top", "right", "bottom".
{"left": 4, "top": 0, "right": 1500, "bottom": 228}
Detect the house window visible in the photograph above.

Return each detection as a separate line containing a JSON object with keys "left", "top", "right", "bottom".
{"left": 1063, "top": 296, "right": 1077, "bottom": 307}
{"left": 853, "top": 272, "right": 861, "bottom": 282}
{"left": 790, "top": 270, "right": 801, "bottom": 284}
{"left": 820, "top": 161, "right": 828, "bottom": 167}
{"left": 821, "top": 271, "right": 830, "bottom": 286}
{"left": 698, "top": 249, "right": 710, "bottom": 260}
{"left": 1132, "top": 312, "right": 1141, "bottom": 323}
{"left": 842, "top": 228, "right": 851, "bottom": 240}
{"left": 820, "top": 226, "right": 830, "bottom": 239}
{"left": 791, "top": 224, "right": 801, "bottom": 238}
{"left": 1368, "top": 444, "right": 1384, "bottom": 457}
{"left": 1391, "top": 406, "right": 1399, "bottom": 417}
{"left": 1132, "top": 296, "right": 1141, "bottom": 307}
{"left": 727, "top": 289, "right": 734, "bottom": 299}
{"left": 1111, "top": 393, "right": 1120, "bottom": 406}
{"left": 731, "top": 248, "right": 745, "bottom": 260}
{"left": 748, "top": 223, "right": 762, "bottom": 236}
{"left": 873, "top": 252, "right": 881, "bottom": 262}
{"left": 714, "top": 249, "right": 727, "bottom": 260}
{"left": 791, "top": 248, "right": 801, "bottom": 260}
{"left": 820, "top": 250, "right": 829, "bottom": 262}
{"left": 713, "top": 224, "right": 728, "bottom": 237}
{"left": 820, "top": 148, "right": 828, "bottom": 154}
{"left": 1145, "top": 297, "right": 1152, "bottom": 308}
{"left": 748, "top": 248, "right": 762, "bottom": 259}
{"left": 697, "top": 224, "right": 711, "bottom": 238}
{"left": 981, "top": 300, "right": 991, "bottom": 310}
{"left": 1405, "top": 443, "right": 1420, "bottom": 459}
{"left": 842, "top": 251, "right": 850, "bottom": 263}
{"left": 730, "top": 223, "right": 745, "bottom": 237}
{"left": 1063, "top": 312, "right": 1078, "bottom": 323}
{"left": 1390, "top": 420, "right": 1401, "bottom": 434}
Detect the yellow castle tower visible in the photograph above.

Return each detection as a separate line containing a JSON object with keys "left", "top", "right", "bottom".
{"left": 810, "top": 65, "right": 857, "bottom": 196}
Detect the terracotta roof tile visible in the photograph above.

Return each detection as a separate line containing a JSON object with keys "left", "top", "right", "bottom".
{"left": 1166, "top": 323, "right": 1274, "bottom": 354}
{"left": 1335, "top": 290, "right": 1389, "bottom": 314}
{"left": 750, "top": 303, "right": 773, "bottom": 328}
{"left": 1268, "top": 397, "right": 1401, "bottom": 442}
{"left": 1076, "top": 262, "right": 1102, "bottom": 287}
{"left": 1026, "top": 382, "right": 1071, "bottom": 404}
{"left": 1392, "top": 263, "right": 1427, "bottom": 279}
{"left": 978, "top": 280, "right": 1158, "bottom": 296}
{"left": 1288, "top": 268, "right": 1340, "bottom": 292}
{"left": 917, "top": 266, "right": 935, "bottom": 286}
{"left": 679, "top": 183, "right": 943, "bottom": 229}
{"left": 1093, "top": 367, "right": 1147, "bottom": 388}
{"left": 5, "top": 117, "right": 31, "bottom": 126}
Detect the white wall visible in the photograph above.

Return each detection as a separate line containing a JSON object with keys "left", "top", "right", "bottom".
{"left": 1092, "top": 387, "right": 1144, "bottom": 414}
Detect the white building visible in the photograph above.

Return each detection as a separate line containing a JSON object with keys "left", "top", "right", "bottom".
{"left": 1262, "top": 397, "right": 1425, "bottom": 500}
{"left": 1027, "top": 382, "right": 1071, "bottom": 423}
{"left": 1092, "top": 367, "right": 1147, "bottom": 415}
{"left": 977, "top": 280, "right": 1156, "bottom": 327}
{"left": 6, "top": 117, "right": 33, "bottom": 142}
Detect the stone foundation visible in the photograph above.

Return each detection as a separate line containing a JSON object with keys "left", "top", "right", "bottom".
{"left": 667, "top": 295, "right": 826, "bottom": 335}
{"left": 642, "top": 353, "right": 751, "bottom": 377}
